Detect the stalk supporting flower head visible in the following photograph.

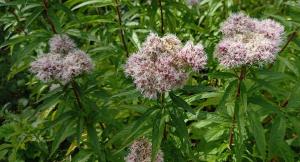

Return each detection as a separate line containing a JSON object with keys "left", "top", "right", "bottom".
{"left": 215, "top": 12, "right": 284, "bottom": 68}
{"left": 125, "top": 33, "right": 207, "bottom": 99}
{"left": 125, "top": 138, "right": 164, "bottom": 162}
{"left": 30, "top": 34, "right": 93, "bottom": 83}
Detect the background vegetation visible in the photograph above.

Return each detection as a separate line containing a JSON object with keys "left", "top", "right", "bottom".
{"left": 0, "top": 0, "right": 300, "bottom": 161}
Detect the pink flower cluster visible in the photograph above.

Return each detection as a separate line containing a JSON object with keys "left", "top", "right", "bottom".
{"left": 215, "top": 12, "right": 284, "bottom": 68}
{"left": 30, "top": 34, "right": 93, "bottom": 83}
{"left": 125, "top": 33, "right": 207, "bottom": 99}
{"left": 177, "top": 41, "right": 207, "bottom": 71}
{"left": 125, "top": 138, "right": 164, "bottom": 162}
{"left": 49, "top": 34, "right": 76, "bottom": 54}
{"left": 186, "top": 0, "right": 199, "bottom": 6}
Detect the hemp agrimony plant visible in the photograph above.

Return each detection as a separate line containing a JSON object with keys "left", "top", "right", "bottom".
{"left": 1, "top": 0, "right": 299, "bottom": 162}
{"left": 123, "top": 32, "right": 207, "bottom": 160}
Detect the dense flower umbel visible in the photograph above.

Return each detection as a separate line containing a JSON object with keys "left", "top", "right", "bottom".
{"left": 177, "top": 41, "right": 207, "bottom": 71}
{"left": 30, "top": 34, "right": 93, "bottom": 83}
{"left": 30, "top": 53, "right": 63, "bottom": 82}
{"left": 125, "top": 138, "right": 164, "bottom": 162}
{"left": 61, "top": 50, "right": 93, "bottom": 83}
{"left": 125, "top": 33, "right": 206, "bottom": 99}
{"left": 186, "top": 0, "right": 199, "bottom": 6}
{"left": 215, "top": 13, "right": 284, "bottom": 68}
{"left": 49, "top": 34, "right": 76, "bottom": 54}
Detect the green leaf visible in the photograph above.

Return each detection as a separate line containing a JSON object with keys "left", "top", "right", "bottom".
{"left": 204, "top": 126, "right": 225, "bottom": 142}
{"left": 248, "top": 110, "right": 266, "bottom": 160}
{"left": 208, "top": 72, "right": 237, "bottom": 79}
{"left": 169, "top": 108, "right": 191, "bottom": 154}
{"left": 71, "top": 0, "right": 113, "bottom": 11}
{"left": 50, "top": 120, "right": 76, "bottom": 156}
{"left": 73, "top": 149, "right": 92, "bottom": 162}
{"left": 125, "top": 108, "right": 159, "bottom": 144}
{"left": 268, "top": 117, "right": 294, "bottom": 162}
{"left": 87, "top": 123, "right": 106, "bottom": 161}
{"left": 219, "top": 79, "right": 238, "bottom": 107}
{"left": 278, "top": 56, "right": 300, "bottom": 78}
{"left": 169, "top": 92, "right": 195, "bottom": 114}
{"left": 151, "top": 110, "right": 166, "bottom": 162}
{"left": 25, "top": 9, "right": 43, "bottom": 28}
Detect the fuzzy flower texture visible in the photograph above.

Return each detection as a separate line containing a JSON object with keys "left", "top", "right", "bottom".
{"left": 30, "top": 34, "right": 93, "bottom": 83}
{"left": 187, "top": 0, "right": 200, "bottom": 6}
{"left": 215, "top": 12, "right": 284, "bottom": 68}
{"left": 125, "top": 33, "right": 207, "bottom": 99}
{"left": 125, "top": 138, "right": 164, "bottom": 162}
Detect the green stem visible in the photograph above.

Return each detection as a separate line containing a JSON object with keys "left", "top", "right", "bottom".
{"left": 71, "top": 81, "right": 84, "bottom": 110}
{"left": 42, "top": 4, "right": 106, "bottom": 160}
{"left": 42, "top": 0, "right": 57, "bottom": 34}
{"left": 157, "top": 92, "right": 168, "bottom": 140}
{"left": 229, "top": 66, "right": 246, "bottom": 150}
{"left": 158, "top": 0, "right": 164, "bottom": 34}
{"left": 114, "top": 0, "right": 129, "bottom": 57}
{"left": 268, "top": 28, "right": 298, "bottom": 69}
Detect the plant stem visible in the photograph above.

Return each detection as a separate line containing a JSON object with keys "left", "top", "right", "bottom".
{"left": 279, "top": 29, "right": 298, "bottom": 54}
{"left": 42, "top": 1, "right": 84, "bottom": 111}
{"left": 158, "top": 0, "right": 164, "bottom": 34}
{"left": 269, "top": 28, "right": 298, "bottom": 69}
{"left": 114, "top": 0, "right": 129, "bottom": 57}
{"left": 71, "top": 81, "right": 84, "bottom": 110}
{"left": 229, "top": 66, "right": 246, "bottom": 150}
{"left": 42, "top": 0, "right": 57, "bottom": 34}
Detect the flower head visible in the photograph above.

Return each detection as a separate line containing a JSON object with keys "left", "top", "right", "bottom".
{"left": 49, "top": 34, "right": 76, "bottom": 54}
{"left": 31, "top": 34, "right": 93, "bottom": 83}
{"left": 125, "top": 138, "right": 164, "bottom": 162}
{"left": 177, "top": 41, "right": 207, "bottom": 71}
{"left": 187, "top": 0, "right": 199, "bottom": 6}
{"left": 125, "top": 33, "right": 207, "bottom": 98}
{"left": 215, "top": 12, "right": 284, "bottom": 68}
{"left": 125, "top": 33, "right": 187, "bottom": 99}
{"left": 30, "top": 53, "right": 63, "bottom": 82}
{"left": 220, "top": 13, "right": 256, "bottom": 37}
{"left": 61, "top": 50, "right": 93, "bottom": 83}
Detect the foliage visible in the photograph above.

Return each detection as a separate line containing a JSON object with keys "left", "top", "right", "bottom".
{"left": 0, "top": 0, "right": 300, "bottom": 161}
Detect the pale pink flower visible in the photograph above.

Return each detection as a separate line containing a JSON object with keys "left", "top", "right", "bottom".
{"left": 61, "top": 50, "right": 93, "bottom": 83}
{"left": 187, "top": 0, "right": 199, "bottom": 6}
{"left": 125, "top": 138, "right": 164, "bottom": 162}
{"left": 31, "top": 35, "right": 93, "bottom": 83}
{"left": 215, "top": 12, "right": 284, "bottom": 68}
{"left": 49, "top": 34, "right": 76, "bottom": 54}
{"left": 220, "top": 13, "right": 256, "bottom": 37}
{"left": 177, "top": 41, "right": 207, "bottom": 71}
{"left": 125, "top": 33, "right": 187, "bottom": 99}
{"left": 30, "top": 53, "right": 63, "bottom": 82}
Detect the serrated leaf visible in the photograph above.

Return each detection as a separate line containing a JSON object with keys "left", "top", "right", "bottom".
{"left": 170, "top": 92, "right": 195, "bottom": 114}
{"left": 50, "top": 120, "right": 76, "bottom": 156}
{"left": 71, "top": 0, "right": 113, "bottom": 11}
{"left": 248, "top": 110, "right": 266, "bottom": 160}
{"left": 86, "top": 123, "right": 105, "bottom": 161}
{"left": 268, "top": 117, "right": 294, "bottom": 162}
{"left": 151, "top": 110, "right": 166, "bottom": 162}
{"left": 219, "top": 79, "right": 238, "bottom": 107}
{"left": 73, "top": 149, "right": 92, "bottom": 162}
